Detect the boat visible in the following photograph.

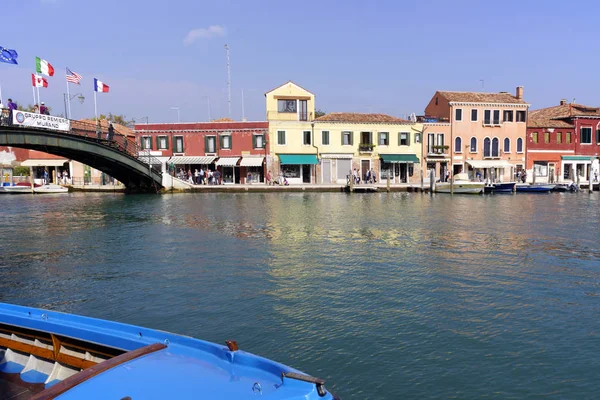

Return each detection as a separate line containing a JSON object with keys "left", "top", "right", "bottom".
{"left": 0, "top": 303, "right": 340, "bottom": 400}
{"left": 493, "top": 182, "right": 516, "bottom": 193}
{"left": 515, "top": 183, "right": 556, "bottom": 193}
{"left": 34, "top": 184, "right": 69, "bottom": 194}
{"left": 0, "top": 182, "right": 39, "bottom": 194}
{"left": 436, "top": 173, "right": 484, "bottom": 194}
{"left": 552, "top": 183, "right": 578, "bottom": 192}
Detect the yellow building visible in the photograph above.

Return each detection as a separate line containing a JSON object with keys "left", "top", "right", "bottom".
{"left": 266, "top": 81, "right": 318, "bottom": 184}
{"left": 314, "top": 113, "right": 423, "bottom": 184}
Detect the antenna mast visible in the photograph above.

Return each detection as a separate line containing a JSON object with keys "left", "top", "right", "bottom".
{"left": 225, "top": 44, "right": 232, "bottom": 119}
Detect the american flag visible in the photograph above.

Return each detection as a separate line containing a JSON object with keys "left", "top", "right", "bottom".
{"left": 66, "top": 67, "right": 82, "bottom": 84}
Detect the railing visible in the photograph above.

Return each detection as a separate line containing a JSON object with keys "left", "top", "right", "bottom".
{"left": 359, "top": 144, "right": 375, "bottom": 152}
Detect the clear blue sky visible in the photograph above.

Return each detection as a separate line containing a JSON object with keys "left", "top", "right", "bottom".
{"left": 2, "top": 0, "right": 599, "bottom": 123}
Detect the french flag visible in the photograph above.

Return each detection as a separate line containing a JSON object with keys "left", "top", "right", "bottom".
{"left": 94, "top": 78, "right": 109, "bottom": 93}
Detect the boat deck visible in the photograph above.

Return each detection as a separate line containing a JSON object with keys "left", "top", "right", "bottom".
{"left": 0, "top": 376, "right": 43, "bottom": 400}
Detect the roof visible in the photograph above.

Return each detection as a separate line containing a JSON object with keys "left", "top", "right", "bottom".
{"left": 528, "top": 103, "right": 600, "bottom": 128}
{"left": 315, "top": 112, "right": 411, "bottom": 124}
{"left": 437, "top": 91, "right": 527, "bottom": 104}
{"left": 264, "top": 80, "right": 313, "bottom": 95}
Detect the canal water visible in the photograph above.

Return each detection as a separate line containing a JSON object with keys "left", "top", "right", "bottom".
{"left": 1, "top": 192, "right": 599, "bottom": 399}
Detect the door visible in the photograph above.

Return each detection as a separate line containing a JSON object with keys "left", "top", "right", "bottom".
{"left": 322, "top": 160, "right": 331, "bottom": 184}
{"left": 549, "top": 163, "right": 555, "bottom": 183}
{"left": 361, "top": 160, "right": 371, "bottom": 182}
{"left": 302, "top": 165, "right": 311, "bottom": 183}
{"left": 299, "top": 100, "right": 308, "bottom": 121}
{"left": 399, "top": 164, "right": 407, "bottom": 183}
{"left": 337, "top": 159, "right": 351, "bottom": 183}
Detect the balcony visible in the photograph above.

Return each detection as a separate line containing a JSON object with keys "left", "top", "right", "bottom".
{"left": 267, "top": 111, "right": 314, "bottom": 122}
{"left": 426, "top": 146, "right": 449, "bottom": 156}
{"left": 359, "top": 144, "right": 375, "bottom": 153}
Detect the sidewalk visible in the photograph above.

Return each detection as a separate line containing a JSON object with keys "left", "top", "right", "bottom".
{"left": 164, "top": 182, "right": 428, "bottom": 193}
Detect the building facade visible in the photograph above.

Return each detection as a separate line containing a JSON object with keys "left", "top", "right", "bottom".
{"left": 527, "top": 100, "right": 600, "bottom": 183}
{"left": 423, "top": 87, "right": 529, "bottom": 182}
{"left": 133, "top": 121, "right": 268, "bottom": 184}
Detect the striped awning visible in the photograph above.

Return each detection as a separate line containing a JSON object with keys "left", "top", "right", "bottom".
{"left": 215, "top": 157, "right": 240, "bottom": 167}
{"left": 21, "top": 159, "right": 68, "bottom": 167}
{"left": 240, "top": 157, "right": 264, "bottom": 167}
{"left": 169, "top": 156, "right": 216, "bottom": 165}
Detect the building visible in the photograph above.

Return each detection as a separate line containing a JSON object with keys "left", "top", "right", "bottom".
{"left": 133, "top": 121, "right": 268, "bottom": 184}
{"left": 423, "top": 87, "right": 529, "bottom": 182}
{"left": 314, "top": 113, "right": 422, "bottom": 184}
{"left": 527, "top": 100, "right": 600, "bottom": 183}
{"left": 266, "top": 81, "right": 317, "bottom": 184}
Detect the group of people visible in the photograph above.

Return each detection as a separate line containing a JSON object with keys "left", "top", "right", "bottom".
{"left": 0, "top": 99, "right": 18, "bottom": 125}
{"left": 176, "top": 168, "right": 221, "bottom": 185}
{"left": 516, "top": 169, "right": 527, "bottom": 183}
{"left": 351, "top": 168, "right": 377, "bottom": 184}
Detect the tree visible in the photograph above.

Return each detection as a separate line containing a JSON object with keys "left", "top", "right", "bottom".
{"left": 315, "top": 109, "right": 326, "bottom": 119}
{"left": 92, "top": 113, "right": 134, "bottom": 128}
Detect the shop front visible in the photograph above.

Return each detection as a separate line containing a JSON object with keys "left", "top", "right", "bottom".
{"left": 320, "top": 154, "right": 353, "bottom": 184}
{"left": 278, "top": 154, "right": 318, "bottom": 184}
{"left": 561, "top": 155, "right": 596, "bottom": 183}
{"left": 465, "top": 159, "right": 513, "bottom": 182}
{"left": 240, "top": 156, "right": 265, "bottom": 184}
{"left": 215, "top": 157, "right": 240, "bottom": 184}
{"left": 380, "top": 154, "right": 419, "bottom": 183}
{"left": 168, "top": 156, "right": 217, "bottom": 181}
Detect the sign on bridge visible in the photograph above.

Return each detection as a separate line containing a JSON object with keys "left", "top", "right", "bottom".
{"left": 12, "top": 111, "right": 71, "bottom": 132}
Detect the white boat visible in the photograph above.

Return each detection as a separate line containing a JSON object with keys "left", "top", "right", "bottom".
{"left": 0, "top": 185, "right": 33, "bottom": 194}
{"left": 34, "top": 184, "right": 69, "bottom": 194}
{"left": 436, "top": 173, "right": 484, "bottom": 194}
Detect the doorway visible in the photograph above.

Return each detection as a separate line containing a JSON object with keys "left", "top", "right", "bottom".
{"left": 302, "top": 165, "right": 311, "bottom": 183}
{"left": 399, "top": 164, "right": 408, "bottom": 183}
{"left": 322, "top": 160, "right": 331, "bottom": 184}
{"left": 361, "top": 159, "right": 371, "bottom": 182}
{"left": 549, "top": 163, "right": 555, "bottom": 183}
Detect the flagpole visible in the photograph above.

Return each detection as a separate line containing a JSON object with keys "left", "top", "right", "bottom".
{"left": 32, "top": 85, "right": 36, "bottom": 108}
{"left": 66, "top": 70, "right": 71, "bottom": 119}
{"left": 0, "top": 83, "right": 3, "bottom": 104}
{"left": 36, "top": 85, "right": 41, "bottom": 109}
{"left": 94, "top": 90, "right": 97, "bottom": 120}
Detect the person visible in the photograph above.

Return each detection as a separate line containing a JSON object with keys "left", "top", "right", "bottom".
{"left": 7, "top": 99, "right": 17, "bottom": 112}
{"left": 213, "top": 170, "right": 221, "bottom": 185}
{"left": 43, "top": 169, "right": 49, "bottom": 184}
{"left": 208, "top": 169, "right": 214, "bottom": 185}
{"left": 352, "top": 168, "right": 359, "bottom": 184}
{"left": 266, "top": 170, "right": 272, "bottom": 185}
{"left": 107, "top": 122, "right": 115, "bottom": 141}
{"left": 40, "top": 102, "right": 48, "bottom": 115}
{"left": 521, "top": 170, "right": 527, "bottom": 183}
{"left": 371, "top": 168, "right": 377, "bottom": 183}
{"left": 33, "top": 104, "right": 40, "bottom": 114}
{"left": 199, "top": 168, "right": 205, "bottom": 184}
{"left": 194, "top": 169, "right": 200, "bottom": 184}
{"left": 445, "top": 169, "right": 450, "bottom": 183}
{"left": 247, "top": 171, "right": 252, "bottom": 184}
{"left": 366, "top": 169, "right": 371, "bottom": 184}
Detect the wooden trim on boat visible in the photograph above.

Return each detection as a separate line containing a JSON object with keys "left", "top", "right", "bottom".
{"left": 0, "top": 336, "right": 96, "bottom": 370}
{"left": 30, "top": 343, "right": 167, "bottom": 400}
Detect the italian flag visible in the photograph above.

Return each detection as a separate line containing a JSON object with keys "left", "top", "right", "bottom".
{"left": 31, "top": 73, "right": 48, "bottom": 88}
{"left": 35, "top": 57, "right": 54, "bottom": 77}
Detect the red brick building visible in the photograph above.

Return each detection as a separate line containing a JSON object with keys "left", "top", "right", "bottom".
{"left": 133, "top": 120, "right": 269, "bottom": 184}
{"left": 527, "top": 100, "right": 600, "bottom": 183}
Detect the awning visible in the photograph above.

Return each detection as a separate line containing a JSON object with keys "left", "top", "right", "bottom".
{"left": 278, "top": 154, "right": 318, "bottom": 165}
{"left": 562, "top": 156, "right": 592, "bottom": 161}
{"left": 169, "top": 156, "right": 216, "bottom": 165}
{"left": 20, "top": 159, "right": 68, "bottom": 167}
{"left": 320, "top": 153, "right": 353, "bottom": 159}
{"left": 466, "top": 160, "right": 513, "bottom": 168}
{"left": 215, "top": 157, "right": 240, "bottom": 167}
{"left": 240, "top": 157, "right": 264, "bottom": 167}
{"left": 381, "top": 154, "right": 419, "bottom": 163}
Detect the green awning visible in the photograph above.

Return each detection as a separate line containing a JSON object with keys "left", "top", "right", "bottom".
{"left": 562, "top": 156, "right": 593, "bottom": 161}
{"left": 381, "top": 154, "right": 420, "bottom": 163}
{"left": 278, "top": 154, "right": 318, "bottom": 165}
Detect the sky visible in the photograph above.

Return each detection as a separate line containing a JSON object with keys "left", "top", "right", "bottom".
{"left": 1, "top": 0, "right": 599, "bottom": 123}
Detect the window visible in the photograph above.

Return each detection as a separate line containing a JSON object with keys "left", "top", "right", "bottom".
{"left": 471, "top": 109, "right": 478, "bottom": 122}
{"left": 544, "top": 132, "right": 550, "bottom": 144}
{"left": 414, "top": 133, "right": 421, "bottom": 143}
{"left": 277, "top": 130, "right": 286, "bottom": 145}
{"left": 492, "top": 138, "right": 499, "bottom": 157}
{"left": 517, "top": 137, "right": 523, "bottom": 153}
{"left": 503, "top": 110, "right": 513, "bottom": 122}
{"left": 454, "top": 137, "right": 462, "bottom": 153}
{"left": 174, "top": 136, "right": 184, "bottom": 153}
{"left": 342, "top": 131, "right": 353, "bottom": 146}
{"left": 556, "top": 132, "right": 562, "bottom": 144}
{"left": 503, "top": 138, "right": 510, "bottom": 153}
{"left": 427, "top": 133, "right": 435, "bottom": 154}
{"left": 493, "top": 110, "right": 500, "bottom": 125}
{"left": 322, "top": 131, "right": 330, "bottom": 145}
{"left": 277, "top": 99, "right": 296, "bottom": 113}
{"left": 566, "top": 132, "right": 571, "bottom": 144}
{"left": 484, "top": 110, "right": 491, "bottom": 125}
{"left": 220, "top": 134, "right": 232, "bottom": 149}
{"left": 157, "top": 135, "right": 168, "bottom": 150}
{"left": 597, "top": 129, "right": 600, "bottom": 143}
{"left": 436, "top": 133, "right": 444, "bottom": 153}
{"left": 581, "top": 127, "right": 592, "bottom": 144}
{"left": 455, "top": 108, "right": 462, "bottom": 121}
{"left": 534, "top": 161, "right": 548, "bottom": 177}
{"left": 303, "top": 130, "right": 311, "bottom": 145}
{"left": 483, "top": 137, "right": 491, "bottom": 157}
{"left": 141, "top": 136, "right": 152, "bottom": 150}
{"left": 532, "top": 132, "right": 538, "bottom": 143}
{"left": 360, "top": 132, "right": 372, "bottom": 145}
{"left": 399, "top": 132, "right": 409, "bottom": 146}
{"left": 253, "top": 134, "right": 265, "bottom": 149}
{"left": 205, "top": 136, "right": 215, "bottom": 153}
{"left": 379, "top": 132, "right": 389, "bottom": 146}
{"left": 470, "top": 137, "right": 477, "bottom": 152}
{"left": 516, "top": 110, "right": 526, "bottom": 122}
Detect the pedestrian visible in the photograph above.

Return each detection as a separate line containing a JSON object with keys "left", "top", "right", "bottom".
{"left": 208, "top": 169, "right": 214, "bottom": 185}
{"left": 40, "top": 102, "right": 48, "bottom": 115}
{"left": 107, "top": 122, "right": 115, "bottom": 141}
{"left": 247, "top": 171, "right": 252, "bottom": 184}
{"left": 194, "top": 169, "right": 200, "bottom": 184}
{"left": 33, "top": 104, "right": 39, "bottom": 114}
{"left": 7, "top": 99, "right": 17, "bottom": 112}
{"left": 199, "top": 167, "right": 205, "bottom": 184}
{"left": 266, "top": 170, "right": 272, "bottom": 185}
{"left": 214, "top": 170, "right": 221, "bottom": 185}
{"left": 521, "top": 170, "right": 527, "bottom": 183}
{"left": 43, "top": 169, "right": 49, "bottom": 184}
{"left": 371, "top": 168, "right": 377, "bottom": 183}
{"left": 445, "top": 169, "right": 450, "bottom": 182}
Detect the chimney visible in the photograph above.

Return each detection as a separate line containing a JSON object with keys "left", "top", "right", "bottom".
{"left": 560, "top": 99, "right": 567, "bottom": 106}
{"left": 516, "top": 86, "right": 523, "bottom": 100}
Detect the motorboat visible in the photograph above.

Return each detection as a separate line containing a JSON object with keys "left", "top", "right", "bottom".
{"left": 0, "top": 303, "right": 340, "bottom": 400}
{"left": 552, "top": 183, "right": 578, "bottom": 192}
{"left": 0, "top": 182, "right": 38, "bottom": 194}
{"left": 436, "top": 173, "right": 484, "bottom": 194}
{"left": 515, "top": 183, "right": 556, "bottom": 193}
{"left": 492, "top": 182, "right": 516, "bottom": 193}
{"left": 34, "top": 183, "right": 69, "bottom": 194}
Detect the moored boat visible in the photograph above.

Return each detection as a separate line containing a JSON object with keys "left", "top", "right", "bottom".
{"left": 34, "top": 184, "right": 69, "bottom": 194}
{"left": 515, "top": 183, "right": 556, "bottom": 193}
{"left": 0, "top": 303, "right": 340, "bottom": 399}
{"left": 436, "top": 173, "right": 484, "bottom": 194}
{"left": 0, "top": 182, "right": 39, "bottom": 194}
{"left": 493, "top": 182, "right": 516, "bottom": 193}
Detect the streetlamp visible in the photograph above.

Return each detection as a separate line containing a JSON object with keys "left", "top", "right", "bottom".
{"left": 63, "top": 93, "right": 84, "bottom": 119}
{"left": 170, "top": 106, "right": 180, "bottom": 123}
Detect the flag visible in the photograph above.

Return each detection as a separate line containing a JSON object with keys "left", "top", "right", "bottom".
{"left": 66, "top": 67, "right": 82, "bottom": 84}
{"left": 35, "top": 57, "right": 54, "bottom": 76}
{"left": 94, "top": 78, "right": 109, "bottom": 93}
{"left": 32, "top": 74, "right": 48, "bottom": 88}
{"left": 0, "top": 46, "right": 18, "bottom": 65}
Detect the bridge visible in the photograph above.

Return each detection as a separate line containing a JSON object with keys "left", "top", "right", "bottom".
{"left": 0, "top": 118, "right": 163, "bottom": 192}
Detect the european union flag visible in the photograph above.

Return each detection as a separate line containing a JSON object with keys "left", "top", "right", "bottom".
{"left": 0, "top": 46, "right": 18, "bottom": 65}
